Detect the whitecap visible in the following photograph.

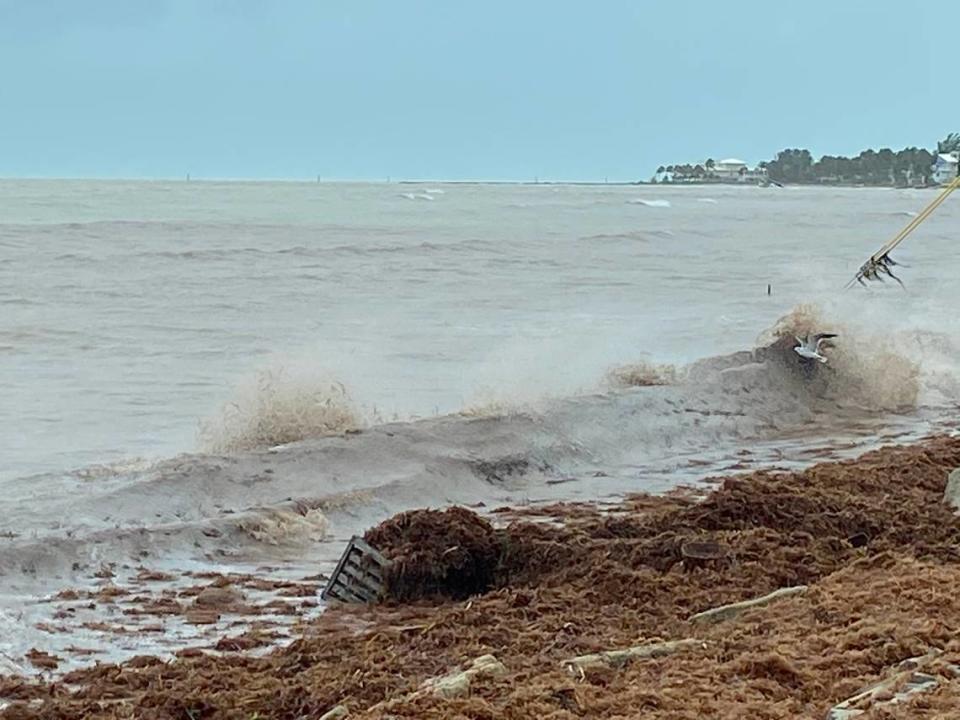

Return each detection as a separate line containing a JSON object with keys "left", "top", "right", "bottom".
{"left": 627, "top": 199, "right": 671, "bottom": 208}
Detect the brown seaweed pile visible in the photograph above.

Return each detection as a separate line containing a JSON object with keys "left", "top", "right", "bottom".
{"left": 3, "top": 436, "right": 960, "bottom": 719}
{"left": 364, "top": 506, "right": 501, "bottom": 601}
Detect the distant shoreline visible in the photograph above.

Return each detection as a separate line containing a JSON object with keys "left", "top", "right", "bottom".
{"left": 0, "top": 176, "right": 942, "bottom": 188}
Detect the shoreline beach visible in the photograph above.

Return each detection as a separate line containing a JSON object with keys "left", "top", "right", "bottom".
{"left": 3, "top": 434, "right": 960, "bottom": 718}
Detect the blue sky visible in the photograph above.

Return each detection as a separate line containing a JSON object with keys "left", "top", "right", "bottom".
{"left": 1, "top": 1, "right": 957, "bottom": 181}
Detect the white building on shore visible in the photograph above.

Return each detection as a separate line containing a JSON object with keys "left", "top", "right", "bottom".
{"left": 932, "top": 152, "right": 958, "bottom": 185}
{"left": 712, "top": 158, "right": 748, "bottom": 180}
{"left": 651, "top": 157, "right": 767, "bottom": 184}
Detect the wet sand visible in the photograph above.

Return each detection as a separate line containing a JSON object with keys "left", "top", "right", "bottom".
{"left": 3, "top": 435, "right": 960, "bottom": 718}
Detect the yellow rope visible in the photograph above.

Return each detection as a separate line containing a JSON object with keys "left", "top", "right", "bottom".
{"left": 847, "top": 173, "right": 960, "bottom": 287}
{"left": 871, "top": 174, "right": 960, "bottom": 262}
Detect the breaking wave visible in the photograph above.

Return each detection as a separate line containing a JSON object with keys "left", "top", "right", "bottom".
{"left": 604, "top": 361, "right": 680, "bottom": 388}
{"left": 627, "top": 199, "right": 671, "bottom": 208}
{"left": 756, "top": 304, "right": 921, "bottom": 411}
{"left": 194, "top": 304, "right": 936, "bottom": 459}
{"left": 234, "top": 505, "right": 330, "bottom": 545}
{"left": 5, "top": 302, "right": 957, "bottom": 627}
{"left": 197, "top": 364, "right": 361, "bottom": 453}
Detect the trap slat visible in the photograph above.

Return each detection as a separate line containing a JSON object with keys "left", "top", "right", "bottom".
{"left": 345, "top": 556, "right": 384, "bottom": 581}
{"left": 341, "top": 558, "right": 383, "bottom": 585}
{"left": 322, "top": 535, "right": 391, "bottom": 604}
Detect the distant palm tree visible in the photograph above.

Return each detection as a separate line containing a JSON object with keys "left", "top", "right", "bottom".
{"left": 937, "top": 133, "right": 960, "bottom": 154}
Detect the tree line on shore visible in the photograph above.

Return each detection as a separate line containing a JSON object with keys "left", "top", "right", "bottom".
{"left": 654, "top": 134, "right": 959, "bottom": 186}
{"left": 762, "top": 147, "right": 933, "bottom": 185}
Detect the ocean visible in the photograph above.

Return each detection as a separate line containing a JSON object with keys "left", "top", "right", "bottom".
{"left": 1, "top": 179, "right": 959, "bottom": 672}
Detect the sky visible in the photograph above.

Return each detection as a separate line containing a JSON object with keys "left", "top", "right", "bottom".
{"left": 1, "top": 0, "right": 958, "bottom": 182}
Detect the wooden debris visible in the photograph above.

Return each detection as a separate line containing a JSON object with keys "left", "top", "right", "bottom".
{"left": 943, "top": 467, "right": 960, "bottom": 514}
{"left": 825, "top": 651, "right": 946, "bottom": 719}
{"left": 420, "top": 654, "right": 507, "bottom": 699}
{"left": 562, "top": 639, "right": 701, "bottom": 675}
{"left": 368, "top": 654, "right": 507, "bottom": 712}
{"left": 688, "top": 585, "right": 808, "bottom": 625}
{"left": 318, "top": 706, "right": 348, "bottom": 720}
{"left": 322, "top": 536, "right": 390, "bottom": 604}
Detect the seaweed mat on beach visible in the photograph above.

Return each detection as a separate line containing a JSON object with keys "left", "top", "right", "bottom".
{"left": 3, "top": 436, "right": 960, "bottom": 719}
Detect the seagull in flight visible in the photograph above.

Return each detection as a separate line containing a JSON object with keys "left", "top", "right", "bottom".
{"left": 794, "top": 333, "right": 838, "bottom": 363}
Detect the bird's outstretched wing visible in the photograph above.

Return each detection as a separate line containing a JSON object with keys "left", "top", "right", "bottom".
{"left": 812, "top": 333, "right": 838, "bottom": 351}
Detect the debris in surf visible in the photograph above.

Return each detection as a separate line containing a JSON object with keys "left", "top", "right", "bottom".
{"left": 24, "top": 649, "right": 60, "bottom": 671}
{"left": 321, "top": 535, "right": 390, "bottom": 604}
{"left": 192, "top": 585, "right": 245, "bottom": 610}
{"left": 848, "top": 174, "right": 960, "bottom": 289}
{"left": 134, "top": 569, "right": 176, "bottom": 583}
{"left": 850, "top": 251, "right": 907, "bottom": 289}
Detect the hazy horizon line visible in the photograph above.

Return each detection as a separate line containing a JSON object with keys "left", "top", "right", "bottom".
{"left": 0, "top": 175, "right": 647, "bottom": 185}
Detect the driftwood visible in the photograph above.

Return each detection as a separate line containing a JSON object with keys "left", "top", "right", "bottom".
{"left": 942, "top": 468, "right": 960, "bottom": 514}
{"left": 318, "top": 706, "right": 348, "bottom": 720}
{"left": 688, "top": 585, "right": 808, "bottom": 625}
{"left": 825, "top": 651, "right": 947, "bottom": 719}
{"left": 421, "top": 654, "right": 507, "bottom": 698}
{"left": 367, "top": 654, "right": 507, "bottom": 712}
{"left": 562, "top": 638, "right": 701, "bottom": 675}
